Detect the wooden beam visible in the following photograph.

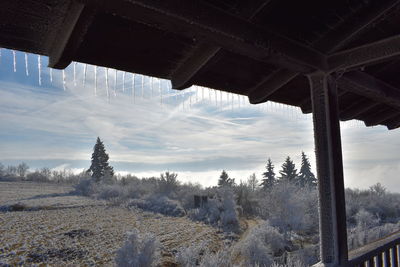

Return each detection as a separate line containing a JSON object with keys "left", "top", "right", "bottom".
{"left": 171, "top": 0, "right": 272, "bottom": 90}
{"left": 339, "top": 99, "right": 379, "bottom": 121}
{"left": 309, "top": 73, "right": 348, "bottom": 266}
{"left": 328, "top": 35, "right": 400, "bottom": 72}
{"left": 82, "top": 0, "right": 325, "bottom": 72}
{"left": 171, "top": 44, "right": 220, "bottom": 89}
{"left": 313, "top": 0, "right": 400, "bottom": 53}
{"left": 248, "top": 69, "right": 298, "bottom": 104}
{"left": 386, "top": 116, "right": 400, "bottom": 129}
{"left": 364, "top": 108, "right": 399, "bottom": 126}
{"left": 48, "top": 2, "right": 95, "bottom": 69}
{"left": 338, "top": 71, "right": 400, "bottom": 110}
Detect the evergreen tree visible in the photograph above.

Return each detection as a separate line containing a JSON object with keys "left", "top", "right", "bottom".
{"left": 88, "top": 137, "right": 114, "bottom": 183}
{"left": 218, "top": 170, "right": 234, "bottom": 187}
{"left": 279, "top": 156, "right": 297, "bottom": 183}
{"left": 261, "top": 158, "right": 275, "bottom": 189}
{"left": 298, "top": 152, "right": 317, "bottom": 187}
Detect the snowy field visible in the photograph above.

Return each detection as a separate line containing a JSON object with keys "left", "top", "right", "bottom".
{"left": 0, "top": 182, "right": 223, "bottom": 266}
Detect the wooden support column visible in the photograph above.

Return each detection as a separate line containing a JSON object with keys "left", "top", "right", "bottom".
{"left": 309, "top": 72, "right": 348, "bottom": 267}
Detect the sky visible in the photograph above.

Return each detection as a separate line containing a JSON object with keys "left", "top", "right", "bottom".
{"left": 0, "top": 49, "right": 399, "bottom": 191}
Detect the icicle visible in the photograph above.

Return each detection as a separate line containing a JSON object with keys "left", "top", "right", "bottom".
{"left": 182, "top": 91, "right": 185, "bottom": 110}
{"left": 159, "top": 79, "right": 162, "bottom": 105}
{"left": 220, "top": 90, "right": 223, "bottom": 106}
{"left": 24, "top": 53, "right": 29, "bottom": 76}
{"left": 151, "top": 77, "right": 154, "bottom": 98}
{"left": 38, "top": 55, "right": 42, "bottom": 85}
{"left": 238, "top": 94, "right": 241, "bottom": 108}
{"left": 122, "top": 72, "right": 126, "bottom": 92}
{"left": 0, "top": 48, "right": 2, "bottom": 64}
{"left": 73, "top": 62, "right": 77, "bottom": 86}
{"left": 62, "top": 69, "right": 66, "bottom": 90}
{"left": 94, "top": 66, "right": 97, "bottom": 96}
{"left": 132, "top": 73, "right": 135, "bottom": 103}
{"left": 189, "top": 87, "right": 192, "bottom": 108}
{"left": 83, "top": 64, "right": 87, "bottom": 88}
{"left": 114, "top": 69, "right": 117, "bottom": 96}
{"left": 12, "top": 50, "right": 16, "bottom": 72}
{"left": 214, "top": 89, "right": 218, "bottom": 106}
{"left": 231, "top": 93, "right": 234, "bottom": 110}
{"left": 105, "top": 68, "right": 110, "bottom": 99}
{"left": 50, "top": 68, "right": 53, "bottom": 84}
{"left": 141, "top": 75, "right": 144, "bottom": 98}
{"left": 202, "top": 87, "right": 205, "bottom": 101}
{"left": 209, "top": 88, "right": 212, "bottom": 102}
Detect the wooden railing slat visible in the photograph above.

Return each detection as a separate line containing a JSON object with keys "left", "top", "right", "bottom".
{"left": 377, "top": 253, "right": 383, "bottom": 267}
{"left": 394, "top": 245, "right": 399, "bottom": 267}
{"left": 385, "top": 249, "right": 391, "bottom": 267}
{"left": 348, "top": 231, "right": 400, "bottom": 266}
{"left": 369, "top": 257, "right": 375, "bottom": 267}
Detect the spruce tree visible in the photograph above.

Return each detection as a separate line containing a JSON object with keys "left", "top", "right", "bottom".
{"left": 298, "top": 152, "right": 317, "bottom": 187}
{"left": 218, "top": 170, "right": 234, "bottom": 187}
{"left": 261, "top": 158, "right": 275, "bottom": 189}
{"left": 88, "top": 137, "right": 114, "bottom": 183}
{"left": 279, "top": 156, "right": 297, "bottom": 183}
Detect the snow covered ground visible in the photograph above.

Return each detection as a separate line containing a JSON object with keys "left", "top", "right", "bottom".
{"left": 0, "top": 181, "right": 223, "bottom": 266}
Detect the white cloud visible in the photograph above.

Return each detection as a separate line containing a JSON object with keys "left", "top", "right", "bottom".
{"left": 0, "top": 51, "right": 400, "bottom": 191}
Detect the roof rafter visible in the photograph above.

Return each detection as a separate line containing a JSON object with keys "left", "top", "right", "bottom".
{"left": 339, "top": 99, "right": 379, "bottom": 121}
{"left": 170, "top": 0, "right": 273, "bottom": 90}
{"left": 364, "top": 108, "right": 400, "bottom": 126}
{"left": 382, "top": 115, "right": 400, "bottom": 129}
{"left": 313, "top": 0, "right": 400, "bottom": 53}
{"left": 246, "top": 1, "right": 398, "bottom": 105}
{"left": 328, "top": 35, "right": 400, "bottom": 72}
{"left": 338, "top": 71, "right": 400, "bottom": 111}
{"left": 248, "top": 69, "right": 298, "bottom": 104}
{"left": 81, "top": 0, "right": 325, "bottom": 73}
{"left": 48, "top": 2, "right": 95, "bottom": 69}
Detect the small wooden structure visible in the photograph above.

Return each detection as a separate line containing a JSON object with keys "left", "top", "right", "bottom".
{"left": 194, "top": 195, "right": 208, "bottom": 208}
{"left": 1, "top": 1, "right": 400, "bottom": 265}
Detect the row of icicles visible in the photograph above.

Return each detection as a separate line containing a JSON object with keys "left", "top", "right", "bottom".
{"left": 0, "top": 48, "right": 366, "bottom": 126}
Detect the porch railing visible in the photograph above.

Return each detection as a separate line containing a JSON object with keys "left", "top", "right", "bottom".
{"left": 347, "top": 231, "right": 400, "bottom": 267}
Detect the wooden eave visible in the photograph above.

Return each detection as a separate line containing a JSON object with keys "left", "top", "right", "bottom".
{"left": 1, "top": 0, "right": 400, "bottom": 129}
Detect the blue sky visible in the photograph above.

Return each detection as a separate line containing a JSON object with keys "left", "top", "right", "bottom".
{"left": 1, "top": 49, "right": 400, "bottom": 190}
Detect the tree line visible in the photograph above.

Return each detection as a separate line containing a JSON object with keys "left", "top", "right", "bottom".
{"left": 217, "top": 152, "right": 317, "bottom": 189}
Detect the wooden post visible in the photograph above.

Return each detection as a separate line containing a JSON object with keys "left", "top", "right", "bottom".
{"left": 309, "top": 72, "right": 348, "bottom": 266}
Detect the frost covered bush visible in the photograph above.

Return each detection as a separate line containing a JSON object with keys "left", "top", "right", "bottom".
{"left": 234, "top": 221, "right": 285, "bottom": 266}
{"left": 260, "top": 182, "right": 317, "bottom": 237}
{"left": 115, "top": 229, "right": 160, "bottom": 267}
{"left": 175, "top": 242, "right": 205, "bottom": 267}
{"left": 199, "top": 249, "right": 232, "bottom": 267}
{"left": 348, "top": 221, "right": 400, "bottom": 250}
{"left": 128, "top": 195, "right": 186, "bottom": 217}
{"left": 73, "top": 178, "right": 99, "bottom": 196}
{"left": 175, "top": 183, "right": 204, "bottom": 210}
{"left": 157, "top": 171, "right": 180, "bottom": 195}
{"left": 271, "top": 258, "right": 307, "bottom": 267}
{"left": 98, "top": 184, "right": 128, "bottom": 201}
{"left": 219, "top": 188, "right": 240, "bottom": 233}
{"left": 188, "top": 187, "right": 240, "bottom": 233}
{"left": 346, "top": 184, "right": 400, "bottom": 225}
{"left": 175, "top": 242, "right": 232, "bottom": 267}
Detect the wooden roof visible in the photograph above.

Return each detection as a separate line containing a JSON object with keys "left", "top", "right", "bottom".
{"left": 2, "top": 0, "right": 400, "bottom": 129}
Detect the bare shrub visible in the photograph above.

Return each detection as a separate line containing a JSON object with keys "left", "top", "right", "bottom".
{"left": 234, "top": 221, "right": 285, "bottom": 266}
{"left": 115, "top": 230, "right": 160, "bottom": 267}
